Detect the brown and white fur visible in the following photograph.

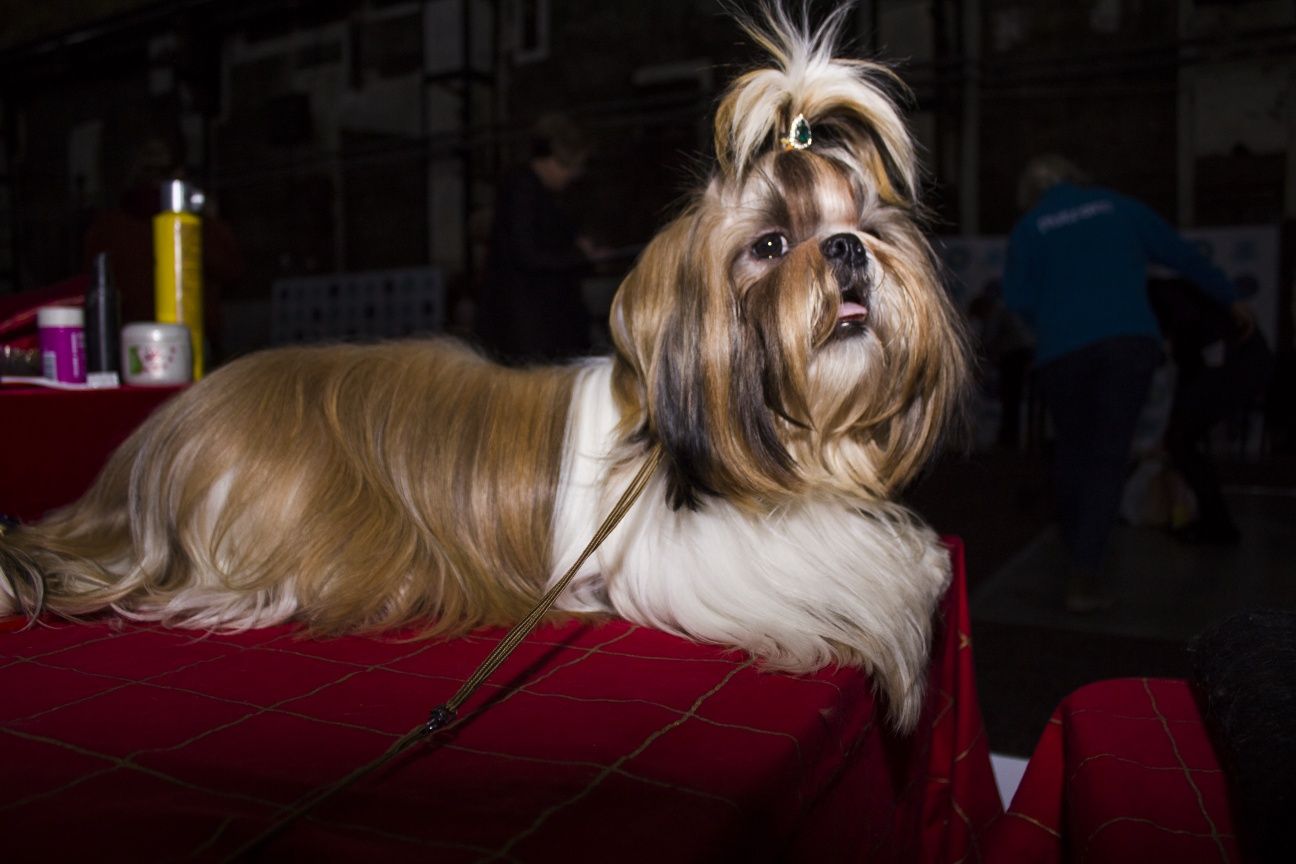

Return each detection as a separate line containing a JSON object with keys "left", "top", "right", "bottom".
{"left": 0, "top": 7, "right": 968, "bottom": 731}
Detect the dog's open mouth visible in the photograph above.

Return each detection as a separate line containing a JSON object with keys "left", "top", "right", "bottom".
{"left": 833, "top": 284, "right": 870, "bottom": 336}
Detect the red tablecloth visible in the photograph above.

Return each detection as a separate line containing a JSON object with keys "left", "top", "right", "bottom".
{"left": 988, "top": 677, "right": 1239, "bottom": 863}
{"left": 0, "top": 539, "right": 999, "bottom": 862}
{"left": 0, "top": 385, "right": 183, "bottom": 523}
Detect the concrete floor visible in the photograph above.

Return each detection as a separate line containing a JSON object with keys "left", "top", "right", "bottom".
{"left": 907, "top": 449, "right": 1296, "bottom": 757}
{"left": 973, "top": 491, "right": 1296, "bottom": 642}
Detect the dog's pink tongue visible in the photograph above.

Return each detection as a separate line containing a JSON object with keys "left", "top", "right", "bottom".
{"left": 837, "top": 301, "right": 868, "bottom": 321}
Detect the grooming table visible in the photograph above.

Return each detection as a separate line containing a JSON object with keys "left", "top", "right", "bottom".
{"left": 988, "top": 677, "right": 1240, "bottom": 863}
{"left": 0, "top": 384, "right": 184, "bottom": 523}
{"left": 0, "top": 538, "right": 998, "bottom": 862}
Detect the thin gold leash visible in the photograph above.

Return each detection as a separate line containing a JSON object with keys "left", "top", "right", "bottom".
{"left": 225, "top": 445, "right": 663, "bottom": 861}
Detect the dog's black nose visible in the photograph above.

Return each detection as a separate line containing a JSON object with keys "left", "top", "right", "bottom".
{"left": 821, "top": 233, "right": 867, "bottom": 267}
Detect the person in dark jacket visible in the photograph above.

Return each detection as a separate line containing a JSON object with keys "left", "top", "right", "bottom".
{"left": 477, "top": 114, "right": 602, "bottom": 363}
{"left": 1149, "top": 276, "right": 1272, "bottom": 545}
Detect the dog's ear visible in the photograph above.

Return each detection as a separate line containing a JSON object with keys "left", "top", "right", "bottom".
{"left": 610, "top": 208, "right": 799, "bottom": 510}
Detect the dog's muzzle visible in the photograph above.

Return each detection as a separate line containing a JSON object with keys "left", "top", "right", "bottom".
{"left": 822, "top": 233, "right": 870, "bottom": 336}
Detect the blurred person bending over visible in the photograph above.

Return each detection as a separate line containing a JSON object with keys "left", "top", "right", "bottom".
{"left": 1003, "top": 155, "right": 1254, "bottom": 612}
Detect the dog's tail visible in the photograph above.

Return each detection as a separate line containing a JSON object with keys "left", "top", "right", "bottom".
{"left": 0, "top": 537, "right": 45, "bottom": 619}
{"left": 0, "top": 433, "right": 144, "bottom": 622}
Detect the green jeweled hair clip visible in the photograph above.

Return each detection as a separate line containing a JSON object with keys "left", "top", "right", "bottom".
{"left": 781, "top": 113, "right": 812, "bottom": 151}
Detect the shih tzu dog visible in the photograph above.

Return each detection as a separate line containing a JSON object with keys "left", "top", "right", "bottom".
{"left": 0, "top": 6, "right": 968, "bottom": 731}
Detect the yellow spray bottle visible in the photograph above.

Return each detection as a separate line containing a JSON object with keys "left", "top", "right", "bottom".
{"left": 153, "top": 179, "right": 205, "bottom": 380}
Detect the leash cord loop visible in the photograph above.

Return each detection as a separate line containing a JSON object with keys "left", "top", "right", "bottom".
{"left": 225, "top": 446, "right": 662, "bottom": 859}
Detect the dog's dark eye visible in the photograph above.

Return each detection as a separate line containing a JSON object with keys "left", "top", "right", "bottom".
{"left": 751, "top": 232, "right": 789, "bottom": 260}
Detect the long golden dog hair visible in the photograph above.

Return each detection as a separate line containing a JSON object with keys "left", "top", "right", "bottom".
{"left": 1, "top": 4, "right": 968, "bottom": 730}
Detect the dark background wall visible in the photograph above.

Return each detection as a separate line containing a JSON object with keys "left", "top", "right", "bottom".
{"left": 0, "top": 0, "right": 1292, "bottom": 357}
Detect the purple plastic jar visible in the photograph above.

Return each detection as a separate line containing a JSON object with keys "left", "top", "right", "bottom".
{"left": 37, "top": 306, "right": 87, "bottom": 384}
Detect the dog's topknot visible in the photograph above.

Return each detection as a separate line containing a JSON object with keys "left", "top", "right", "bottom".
{"left": 713, "top": 3, "right": 918, "bottom": 205}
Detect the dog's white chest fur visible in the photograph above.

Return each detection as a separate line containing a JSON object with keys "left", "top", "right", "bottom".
{"left": 551, "top": 360, "right": 950, "bottom": 728}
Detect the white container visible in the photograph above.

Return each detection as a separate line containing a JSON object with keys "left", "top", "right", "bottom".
{"left": 121, "top": 322, "right": 192, "bottom": 386}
